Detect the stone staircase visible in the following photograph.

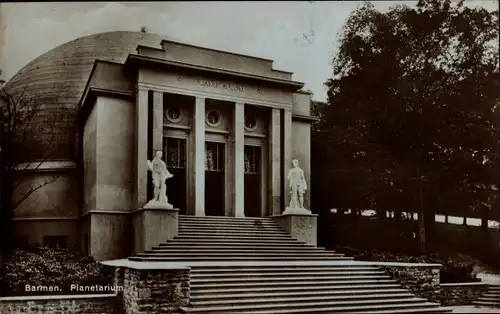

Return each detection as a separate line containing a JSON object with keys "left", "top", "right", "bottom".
{"left": 129, "top": 215, "right": 452, "bottom": 313}
{"left": 473, "top": 284, "right": 500, "bottom": 308}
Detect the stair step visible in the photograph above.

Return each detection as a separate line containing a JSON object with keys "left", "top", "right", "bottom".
{"left": 138, "top": 252, "right": 343, "bottom": 257}
{"left": 190, "top": 279, "right": 397, "bottom": 289}
{"left": 175, "top": 234, "right": 292, "bottom": 239}
{"left": 160, "top": 241, "right": 314, "bottom": 247}
{"left": 191, "top": 284, "right": 403, "bottom": 295}
{"left": 148, "top": 248, "right": 328, "bottom": 253}
{"left": 476, "top": 296, "right": 500, "bottom": 302}
{"left": 178, "top": 217, "right": 276, "bottom": 225}
{"left": 178, "top": 224, "right": 283, "bottom": 230}
{"left": 178, "top": 228, "right": 285, "bottom": 234}
{"left": 178, "top": 231, "right": 289, "bottom": 236}
{"left": 185, "top": 303, "right": 451, "bottom": 313}
{"left": 179, "top": 216, "right": 276, "bottom": 220}
{"left": 129, "top": 256, "right": 353, "bottom": 262}
{"left": 186, "top": 298, "right": 428, "bottom": 313}
{"left": 487, "top": 288, "right": 500, "bottom": 292}
{"left": 178, "top": 223, "right": 280, "bottom": 229}
{"left": 153, "top": 245, "right": 324, "bottom": 251}
{"left": 191, "top": 266, "right": 380, "bottom": 273}
{"left": 191, "top": 275, "right": 391, "bottom": 284}
{"left": 479, "top": 292, "right": 500, "bottom": 300}
{"left": 473, "top": 300, "right": 500, "bottom": 306}
{"left": 167, "top": 238, "right": 303, "bottom": 244}
{"left": 191, "top": 293, "right": 417, "bottom": 306}
{"left": 353, "top": 306, "right": 453, "bottom": 313}
{"left": 191, "top": 270, "right": 385, "bottom": 278}
{"left": 191, "top": 288, "right": 410, "bottom": 300}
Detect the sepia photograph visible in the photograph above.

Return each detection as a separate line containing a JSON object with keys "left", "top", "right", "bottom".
{"left": 0, "top": 1, "right": 499, "bottom": 313}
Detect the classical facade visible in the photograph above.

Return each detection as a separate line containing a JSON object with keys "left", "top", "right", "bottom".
{"left": 6, "top": 31, "right": 316, "bottom": 260}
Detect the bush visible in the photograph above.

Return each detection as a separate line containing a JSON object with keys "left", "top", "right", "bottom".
{"left": 334, "top": 245, "right": 480, "bottom": 283}
{"left": 0, "top": 247, "right": 114, "bottom": 296}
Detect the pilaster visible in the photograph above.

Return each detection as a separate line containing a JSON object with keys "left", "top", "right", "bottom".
{"left": 233, "top": 102, "right": 245, "bottom": 217}
{"left": 269, "top": 108, "right": 281, "bottom": 216}
{"left": 194, "top": 97, "right": 206, "bottom": 216}
{"left": 134, "top": 88, "right": 149, "bottom": 208}
{"left": 152, "top": 91, "right": 163, "bottom": 153}
{"left": 283, "top": 109, "right": 293, "bottom": 210}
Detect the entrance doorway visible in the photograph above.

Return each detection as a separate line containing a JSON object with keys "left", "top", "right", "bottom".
{"left": 164, "top": 137, "right": 187, "bottom": 213}
{"left": 205, "top": 142, "right": 225, "bottom": 216}
{"left": 244, "top": 145, "right": 262, "bottom": 217}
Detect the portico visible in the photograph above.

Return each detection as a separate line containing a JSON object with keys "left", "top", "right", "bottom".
{"left": 126, "top": 40, "right": 312, "bottom": 218}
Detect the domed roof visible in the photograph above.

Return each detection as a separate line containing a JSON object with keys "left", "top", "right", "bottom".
{"left": 5, "top": 31, "right": 165, "bottom": 160}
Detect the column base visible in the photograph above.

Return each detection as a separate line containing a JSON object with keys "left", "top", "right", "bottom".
{"left": 273, "top": 211, "right": 318, "bottom": 247}
{"left": 132, "top": 207, "right": 179, "bottom": 254}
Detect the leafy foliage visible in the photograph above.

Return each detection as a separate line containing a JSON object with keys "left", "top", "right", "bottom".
{"left": 335, "top": 245, "right": 480, "bottom": 283}
{"left": 0, "top": 247, "right": 113, "bottom": 296}
{"left": 313, "top": 0, "right": 500, "bottom": 253}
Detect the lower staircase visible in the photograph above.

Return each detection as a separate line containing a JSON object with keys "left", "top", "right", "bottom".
{"left": 129, "top": 215, "right": 452, "bottom": 313}
{"left": 473, "top": 284, "right": 500, "bottom": 308}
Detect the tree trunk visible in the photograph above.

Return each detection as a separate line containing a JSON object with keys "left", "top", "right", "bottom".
{"left": 394, "top": 209, "right": 402, "bottom": 221}
{"left": 416, "top": 151, "right": 426, "bottom": 255}
{"left": 463, "top": 217, "right": 467, "bottom": 225}
{"left": 445, "top": 215, "right": 448, "bottom": 223}
{"left": 481, "top": 205, "right": 489, "bottom": 233}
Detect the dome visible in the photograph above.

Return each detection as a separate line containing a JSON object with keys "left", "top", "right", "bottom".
{"left": 4, "top": 31, "right": 165, "bottom": 160}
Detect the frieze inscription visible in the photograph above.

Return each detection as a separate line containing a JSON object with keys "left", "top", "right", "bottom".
{"left": 175, "top": 75, "right": 262, "bottom": 94}
{"left": 196, "top": 78, "right": 245, "bottom": 93}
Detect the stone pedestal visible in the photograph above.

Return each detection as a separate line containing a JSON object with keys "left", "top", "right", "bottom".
{"left": 102, "top": 260, "right": 190, "bottom": 314}
{"left": 273, "top": 211, "right": 318, "bottom": 247}
{"left": 132, "top": 207, "right": 179, "bottom": 254}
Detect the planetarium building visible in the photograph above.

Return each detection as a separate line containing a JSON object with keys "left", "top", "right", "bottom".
{"left": 5, "top": 31, "right": 315, "bottom": 260}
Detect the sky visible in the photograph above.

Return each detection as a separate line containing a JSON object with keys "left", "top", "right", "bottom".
{"left": 0, "top": 1, "right": 498, "bottom": 101}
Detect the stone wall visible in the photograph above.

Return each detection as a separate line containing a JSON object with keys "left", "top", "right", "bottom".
{"left": 0, "top": 263, "right": 192, "bottom": 314}
{"left": 0, "top": 294, "right": 119, "bottom": 314}
{"left": 440, "top": 283, "right": 488, "bottom": 305}
{"left": 122, "top": 266, "right": 190, "bottom": 314}
{"left": 377, "top": 262, "right": 441, "bottom": 302}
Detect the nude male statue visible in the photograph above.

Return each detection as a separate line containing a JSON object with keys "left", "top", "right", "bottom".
{"left": 146, "top": 150, "right": 174, "bottom": 206}
{"left": 287, "top": 159, "right": 308, "bottom": 209}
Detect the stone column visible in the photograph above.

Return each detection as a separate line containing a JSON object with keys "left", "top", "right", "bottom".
{"left": 233, "top": 102, "right": 245, "bottom": 217}
{"left": 269, "top": 108, "right": 281, "bottom": 216}
{"left": 283, "top": 109, "right": 293, "bottom": 210}
{"left": 194, "top": 97, "right": 206, "bottom": 216}
{"left": 152, "top": 91, "right": 163, "bottom": 153}
{"left": 135, "top": 88, "right": 149, "bottom": 208}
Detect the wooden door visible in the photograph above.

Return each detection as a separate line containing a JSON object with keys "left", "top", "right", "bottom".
{"left": 204, "top": 142, "right": 225, "bottom": 216}
{"left": 164, "top": 137, "right": 187, "bottom": 213}
{"left": 244, "top": 145, "right": 262, "bottom": 217}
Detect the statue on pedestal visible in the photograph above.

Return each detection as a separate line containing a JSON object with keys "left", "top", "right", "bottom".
{"left": 284, "top": 159, "right": 311, "bottom": 214}
{"left": 145, "top": 150, "right": 174, "bottom": 209}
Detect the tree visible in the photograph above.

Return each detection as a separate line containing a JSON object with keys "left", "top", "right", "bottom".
{"left": 317, "top": 0, "right": 499, "bottom": 253}
{"left": 0, "top": 86, "right": 64, "bottom": 270}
